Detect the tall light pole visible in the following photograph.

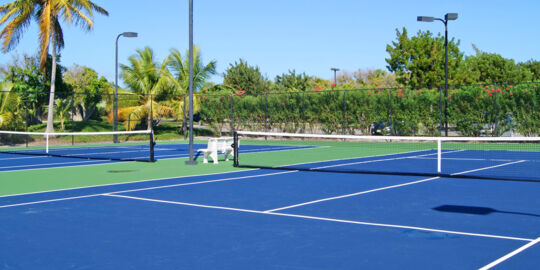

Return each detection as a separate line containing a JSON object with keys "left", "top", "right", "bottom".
{"left": 114, "top": 32, "right": 138, "bottom": 142}
{"left": 417, "top": 13, "right": 458, "bottom": 137}
{"left": 185, "top": 0, "right": 197, "bottom": 165}
{"left": 330, "top": 67, "right": 340, "bottom": 84}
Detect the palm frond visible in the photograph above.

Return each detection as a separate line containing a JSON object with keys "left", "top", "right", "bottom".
{"left": 0, "top": 0, "right": 36, "bottom": 52}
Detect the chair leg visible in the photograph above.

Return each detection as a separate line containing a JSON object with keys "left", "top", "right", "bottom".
{"left": 211, "top": 151, "right": 218, "bottom": 164}
{"left": 203, "top": 151, "right": 209, "bottom": 164}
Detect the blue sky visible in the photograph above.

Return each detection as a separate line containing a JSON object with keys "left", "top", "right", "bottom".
{"left": 1, "top": 0, "right": 539, "bottom": 85}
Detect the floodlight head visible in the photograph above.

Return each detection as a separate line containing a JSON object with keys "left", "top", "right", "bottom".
{"left": 122, "top": 32, "right": 138, "bottom": 38}
{"left": 331, "top": 68, "right": 340, "bottom": 72}
{"left": 417, "top": 16, "right": 435, "bottom": 22}
{"left": 445, "top": 13, "right": 458, "bottom": 21}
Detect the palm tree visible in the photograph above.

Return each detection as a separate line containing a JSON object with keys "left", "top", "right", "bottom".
{"left": 0, "top": 0, "right": 108, "bottom": 133}
{"left": 167, "top": 46, "right": 216, "bottom": 122}
{"left": 120, "top": 47, "right": 176, "bottom": 130}
{"left": 0, "top": 79, "right": 16, "bottom": 129}
{"left": 168, "top": 46, "right": 217, "bottom": 92}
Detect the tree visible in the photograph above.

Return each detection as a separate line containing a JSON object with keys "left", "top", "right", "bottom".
{"left": 519, "top": 60, "right": 540, "bottom": 81}
{"left": 274, "top": 70, "right": 313, "bottom": 91}
{"left": 463, "top": 50, "right": 533, "bottom": 84}
{"left": 63, "top": 65, "right": 109, "bottom": 121}
{"left": 3, "top": 53, "right": 68, "bottom": 125}
{"left": 385, "top": 28, "right": 463, "bottom": 88}
{"left": 167, "top": 46, "right": 216, "bottom": 92}
{"left": 120, "top": 47, "right": 175, "bottom": 130}
{"left": 0, "top": 79, "right": 19, "bottom": 129}
{"left": 350, "top": 68, "right": 398, "bottom": 89}
{"left": 167, "top": 46, "right": 215, "bottom": 122}
{"left": 0, "top": 0, "right": 108, "bottom": 133}
{"left": 223, "top": 59, "right": 271, "bottom": 94}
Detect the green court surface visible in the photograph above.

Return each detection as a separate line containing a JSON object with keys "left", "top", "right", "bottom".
{"left": 0, "top": 157, "right": 245, "bottom": 197}
{"left": 2, "top": 138, "right": 538, "bottom": 197}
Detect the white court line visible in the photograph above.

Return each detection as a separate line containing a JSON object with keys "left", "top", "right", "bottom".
{"left": 0, "top": 193, "right": 104, "bottom": 208}
{"left": 479, "top": 236, "right": 540, "bottom": 269}
{"left": 0, "top": 144, "right": 313, "bottom": 172}
{"left": 0, "top": 159, "right": 104, "bottom": 170}
{"left": 103, "top": 193, "right": 533, "bottom": 242}
{"left": 0, "top": 151, "right": 189, "bottom": 172}
{"left": 451, "top": 160, "right": 526, "bottom": 176}
{"left": 0, "top": 170, "right": 295, "bottom": 206}
{"left": 414, "top": 157, "right": 515, "bottom": 162}
{"left": 265, "top": 159, "right": 527, "bottom": 213}
{"left": 275, "top": 149, "right": 436, "bottom": 169}
{"left": 265, "top": 177, "right": 441, "bottom": 213}
{"left": 0, "top": 168, "right": 260, "bottom": 198}
{"left": 106, "top": 170, "right": 297, "bottom": 195}
{"left": 312, "top": 149, "right": 464, "bottom": 170}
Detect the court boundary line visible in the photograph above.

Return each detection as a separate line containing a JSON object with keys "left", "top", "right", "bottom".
{"left": 103, "top": 193, "right": 533, "bottom": 242}
{"left": 312, "top": 149, "right": 464, "bottom": 170}
{"left": 451, "top": 160, "right": 526, "bottom": 176}
{"left": 265, "top": 160, "right": 526, "bottom": 213}
{"left": 0, "top": 168, "right": 262, "bottom": 199}
{"left": 479, "top": 236, "right": 540, "bottom": 269}
{"left": 273, "top": 149, "right": 437, "bottom": 169}
{"left": 0, "top": 147, "right": 442, "bottom": 196}
{"left": 0, "top": 159, "right": 108, "bottom": 170}
{"left": 0, "top": 144, "right": 315, "bottom": 173}
{"left": 0, "top": 170, "right": 296, "bottom": 206}
{"left": 265, "top": 176, "right": 441, "bottom": 212}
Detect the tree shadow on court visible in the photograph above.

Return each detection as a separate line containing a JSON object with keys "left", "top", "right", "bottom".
{"left": 433, "top": 205, "right": 540, "bottom": 218}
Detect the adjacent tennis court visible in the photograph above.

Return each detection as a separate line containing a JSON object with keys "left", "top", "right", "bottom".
{"left": 0, "top": 132, "right": 538, "bottom": 269}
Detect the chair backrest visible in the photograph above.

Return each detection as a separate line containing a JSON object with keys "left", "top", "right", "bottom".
{"left": 207, "top": 138, "right": 218, "bottom": 151}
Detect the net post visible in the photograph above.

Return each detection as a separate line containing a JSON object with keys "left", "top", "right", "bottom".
{"left": 233, "top": 131, "right": 239, "bottom": 167}
{"left": 149, "top": 130, "right": 155, "bottom": 162}
{"left": 437, "top": 139, "right": 442, "bottom": 173}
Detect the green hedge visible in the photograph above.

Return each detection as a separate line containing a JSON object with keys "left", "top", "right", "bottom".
{"left": 198, "top": 83, "right": 539, "bottom": 136}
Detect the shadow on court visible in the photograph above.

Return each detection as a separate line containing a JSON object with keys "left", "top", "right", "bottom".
{"left": 433, "top": 204, "right": 540, "bottom": 218}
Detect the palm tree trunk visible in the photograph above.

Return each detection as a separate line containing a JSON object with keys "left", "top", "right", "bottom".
{"left": 147, "top": 100, "right": 153, "bottom": 130}
{"left": 45, "top": 33, "right": 56, "bottom": 135}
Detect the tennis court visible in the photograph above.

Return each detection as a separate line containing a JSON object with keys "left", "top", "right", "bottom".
{"left": 0, "top": 132, "right": 539, "bottom": 269}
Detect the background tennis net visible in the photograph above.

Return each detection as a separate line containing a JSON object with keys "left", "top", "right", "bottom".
{"left": 0, "top": 130, "right": 154, "bottom": 162}
{"left": 233, "top": 131, "right": 540, "bottom": 182}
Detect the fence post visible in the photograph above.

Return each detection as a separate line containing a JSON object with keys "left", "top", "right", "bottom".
{"left": 24, "top": 89, "right": 29, "bottom": 147}
{"left": 230, "top": 93, "right": 234, "bottom": 136}
{"left": 71, "top": 92, "right": 75, "bottom": 145}
{"left": 388, "top": 88, "right": 394, "bottom": 135}
{"left": 264, "top": 93, "right": 268, "bottom": 139}
{"left": 493, "top": 83, "right": 498, "bottom": 136}
{"left": 149, "top": 94, "right": 153, "bottom": 131}
{"left": 439, "top": 86, "right": 443, "bottom": 137}
{"left": 183, "top": 93, "right": 187, "bottom": 140}
{"left": 342, "top": 89, "right": 347, "bottom": 135}
{"left": 302, "top": 91, "right": 305, "bottom": 133}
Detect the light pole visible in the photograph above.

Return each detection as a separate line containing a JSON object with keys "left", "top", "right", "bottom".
{"left": 114, "top": 32, "right": 138, "bottom": 142}
{"left": 417, "top": 13, "right": 458, "bottom": 137}
{"left": 185, "top": 0, "right": 197, "bottom": 165}
{"left": 330, "top": 67, "right": 340, "bottom": 84}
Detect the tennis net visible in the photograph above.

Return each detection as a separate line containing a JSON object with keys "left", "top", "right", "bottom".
{"left": 233, "top": 131, "right": 540, "bottom": 182}
{"left": 0, "top": 130, "right": 155, "bottom": 162}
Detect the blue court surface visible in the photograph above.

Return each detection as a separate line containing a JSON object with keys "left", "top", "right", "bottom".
{"left": 1, "top": 149, "right": 539, "bottom": 269}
